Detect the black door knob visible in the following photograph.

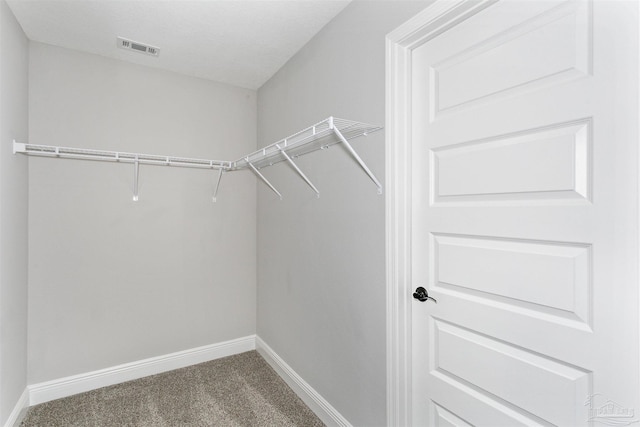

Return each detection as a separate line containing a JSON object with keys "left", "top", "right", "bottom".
{"left": 413, "top": 287, "right": 437, "bottom": 303}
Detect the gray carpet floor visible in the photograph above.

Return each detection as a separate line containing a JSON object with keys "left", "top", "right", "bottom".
{"left": 21, "top": 351, "right": 325, "bottom": 427}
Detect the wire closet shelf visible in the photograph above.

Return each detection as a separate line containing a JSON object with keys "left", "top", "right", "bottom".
{"left": 13, "top": 116, "right": 383, "bottom": 201}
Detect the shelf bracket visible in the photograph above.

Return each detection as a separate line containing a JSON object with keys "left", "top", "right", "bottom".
{"left": 275, "top": 143, "right": 320, "bottom": 198}
{"left": 133, "top": 156, "right": 140, "bottom": 202}
{"left": 212, "top": 168, "right": 224, "bottom": 203}
{"left": 247, "top": 159, "right": 282, "bottom": 200}
{"left": 332, "top": 126, "right": 383, "bottom": 195}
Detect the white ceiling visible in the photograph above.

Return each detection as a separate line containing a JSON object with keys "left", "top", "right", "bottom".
{"left": 7, "top": 0, "right": 351, "bottom": 89}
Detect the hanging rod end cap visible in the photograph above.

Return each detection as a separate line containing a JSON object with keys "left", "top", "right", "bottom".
{"left": 12, "top": 140, "right": 25, "bottom": 155}
{"left": 377, "top": 187, "right": 383, "bottom": 195}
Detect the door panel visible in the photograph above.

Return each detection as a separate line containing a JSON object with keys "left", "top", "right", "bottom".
{"left": 410, "top": 0, "right": 639, "bottom": 425}
{"left": 432, "top": 319, "right": 589, "bottom": 426}
{"left": 431, "top": 119, "right": 590, "bottom": 203}
{"left": 432, "top": 1, "right": 591, "bottom": 117}
{"left": 432, "top": 402, "right": 473, "bottom": 427}
{"left": 433, "top": 233, "right": 591, "bottom": 327}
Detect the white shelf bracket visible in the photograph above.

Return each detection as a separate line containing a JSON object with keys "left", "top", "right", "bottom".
{"left": 247, "top": 159, "right": 282, "bottom": 200}
{"left": 275, "top": 143, "right": 320, "bottom": 198}
{"left": 332, "top": 126, "right": 383, "bottom": 195}
{"left": 133, "top": 156, "right": 140, "bottom": 202}
{"left": 212, "top": 168, "right": 224, "bottom": 203}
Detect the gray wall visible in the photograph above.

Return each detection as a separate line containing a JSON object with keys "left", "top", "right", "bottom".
{"left": 28, "top": 43, "right": 257, "bottom": 383}
{"left": 256, "top": 2, "right": 428, "bottom": 425}
{"left": 0, "top": 0, "right": 29, "bottom": 424}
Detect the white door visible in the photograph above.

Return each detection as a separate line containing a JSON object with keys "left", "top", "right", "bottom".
{"left": 404, "top": 0, "right": 639, "bottom": 425}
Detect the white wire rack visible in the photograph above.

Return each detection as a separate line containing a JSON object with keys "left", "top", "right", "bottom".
{"left": 12, "top": 143, "right": 232, "bottom": 169}
{"left": 13, "top": 116, "right": 382, "bottom": 201}
{"left": 231, "top": 117, "right": 382, "bottom": 199}
{"left": 12, "top": 142, "right": 232, "bottom": 202}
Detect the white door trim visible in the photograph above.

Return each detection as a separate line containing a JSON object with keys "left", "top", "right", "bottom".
{"left": 385, "top": 2, "right": 503, "bottom": 425}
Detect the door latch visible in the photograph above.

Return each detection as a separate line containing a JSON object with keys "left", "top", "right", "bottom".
{"left": 413, "top": 287, "right": 437, "bottom": 303}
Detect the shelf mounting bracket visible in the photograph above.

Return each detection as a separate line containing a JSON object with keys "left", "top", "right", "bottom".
{"left": 133, "top": 156, "right": 140, "bottom": 202}
{"left": 332, "top": 126, "right": 383, "bottom": 195}
{"left": 247, "top": 159, "right": 282, "bottom": 200}
{"left": 275, "top": 143, "right": 320, "bottom": 198}
{"left": 212, "top": 168, "right": 224, "bottom": 203}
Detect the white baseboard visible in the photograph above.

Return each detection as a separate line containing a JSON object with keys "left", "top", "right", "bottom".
{"left": 29, "top": 335, "right": 256, "bottom": 406}
{"left": 256, "top": 336, "right": 351, "bottom": 427}
{"left": 4, "top": 387, "right": 29, "bottom": 427}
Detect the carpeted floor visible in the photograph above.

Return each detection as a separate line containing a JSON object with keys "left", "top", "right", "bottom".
{"left": 21, "top": 351, "right": 325, "bottom": 427}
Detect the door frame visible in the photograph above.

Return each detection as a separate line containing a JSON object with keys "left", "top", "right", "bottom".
{"left": 385, "top": 2, "right": 498, "bottom": 424}
{"left": 384, "top": 0, "right": 640, "bottom": 425}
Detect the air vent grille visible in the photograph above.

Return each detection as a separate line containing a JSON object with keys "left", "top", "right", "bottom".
{"left": 117, "top": 37, "right": 159, "bottom": 57}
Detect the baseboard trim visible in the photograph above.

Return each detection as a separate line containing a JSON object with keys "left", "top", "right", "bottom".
{"left": 4, "top": 387, "right": 29, "bottom": 427}
{"left": 29, "top": 335, "right": 256, "bottom": 406}
{"left": 256, "top": 336, "right": 351, "bottom": 427}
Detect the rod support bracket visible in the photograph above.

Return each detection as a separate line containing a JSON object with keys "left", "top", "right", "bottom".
{"left": 133, "top": 157, "right": 140, "bottom": 202}
{"left": 332, "top": 126, "right": 383, "bottom": 194}
{"left": 247, "top": 159, "right": 283, "bottom": 200}
{"left": 212, "top": 168, "right": 224, "bottom": 203}
{"left": 275, "top": 143, "right": 320, "bottom": 197}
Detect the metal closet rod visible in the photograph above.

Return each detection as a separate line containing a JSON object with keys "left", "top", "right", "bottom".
{"left": 12, "top": 116, "right": 383, "bottom": 201}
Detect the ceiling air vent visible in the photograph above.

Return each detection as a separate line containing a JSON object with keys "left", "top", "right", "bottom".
{"left": 117, "top": 37, "right": 159, "bottom": 57}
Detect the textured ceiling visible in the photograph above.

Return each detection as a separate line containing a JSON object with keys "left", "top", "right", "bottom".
{"left": 6, "top": 0, "right": 350, "bottom": 89}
